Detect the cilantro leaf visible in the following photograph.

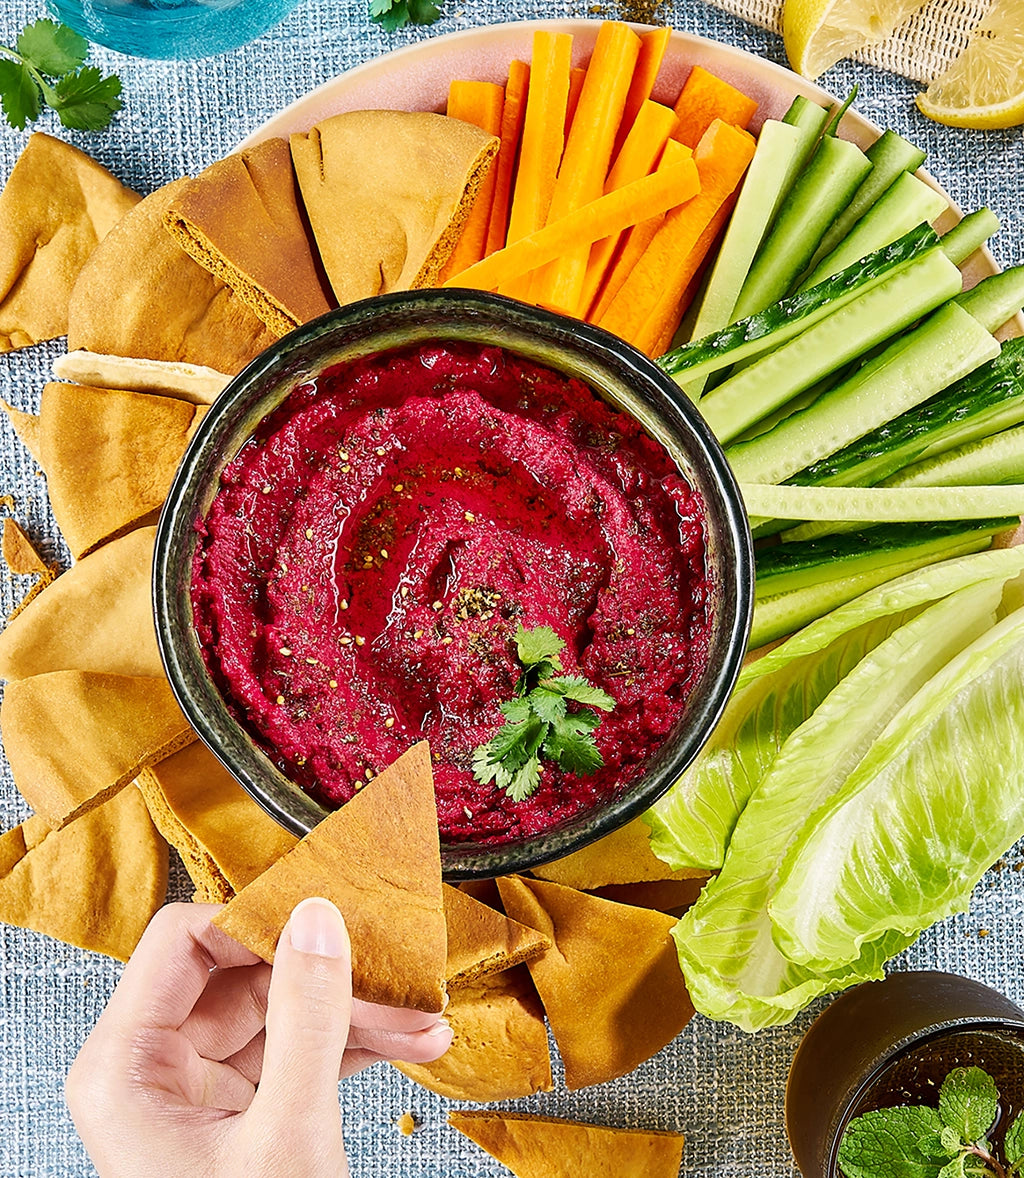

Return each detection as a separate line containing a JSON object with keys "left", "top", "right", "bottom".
{"left": 543, "top": 674, "right": 615, "bottom": 710}
{"left": 529, "top": 688, "right": 566, "bottom": 724}
{"left": 1005, "top": 1113, "right": 1024, "bottom": 1167}
{"left": 837, "top": 1106, "right": 949, "bottom": 1178}
{"left": 16, "top": 18, "right": 87, "bottom": 76}
{"left": 505, "top": 757, "right": 541, "bottom": 803}
{"left": 407, "top": 0, "right": 441, "bottom": 22}
{"left": 546, "top": 714, "right": 605, "bottom": 776}
{"left": 368, "top": 0, "right": 441, "bottom": 30}
{"left": 938, "top": 1067, "right": 999, "bottom": 1145}
{"left": 515, "top": 623, "right": 565, "bottom": 669}
{"left": 0, "top": 58, "right": 39, "bottom": 129}
{"left": 50, "top": 66, "right": 122, "bottom": 130}
{"left": 499, "top": 697, "right": 532, "bottom": 723}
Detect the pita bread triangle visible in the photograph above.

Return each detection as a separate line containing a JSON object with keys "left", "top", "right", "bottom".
{"left": 2, "top": 519, "right": 48, "bottom": 576}
{"left": 448, "top": 1110, "right": 685, "bottom": 1178}
{"left": 496, "top": 875, "right": 695, "bottom": 1090}
{"left": 165, "top": 137, "right": 334, "bottom": 336}
{"left": 212, "top": 741, "right": 447, "bottom": 1012}
{"left": 531, "top": 816, "right": 704, "bottom": 888}
{"left": 443, "top": 881, "right": 549, "bottom": 986}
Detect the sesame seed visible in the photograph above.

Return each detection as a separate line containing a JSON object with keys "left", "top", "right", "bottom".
{"left": 341, "top": 464, "right": 351, "bottom": 474}
{"left": 365, "top": 768, "right": 374, "bottom": 780}
{"left": 414, "top": 629, "right": 424, "bottom": 640}
{"left": 328, "top": 680, "right": 338, "bottom": 688}
{"left": 380, "top": 548, "right": 388, "bottom": 559}
{"left": 305, "top": 528, "right": 313, "bottom": 540}
{"left": 276, "top": 695, "right": 285, "bottom": 705}
{"left": 261, "top": 485, "right": 271, "bottom": 494}
{"left": 454, "top": 466, "right": 463, "bottom": 476}
{"left": 339, "top": 450, "right": 349, "bottom": 461}
{"left": 355, "top": 635, "right": 365, "bottom": 647}
{"left": 339, "top": 636, "right": 352, "bottom": 646}
{"left": 400, "top": 586, "right": 409, "bottom": 598}
{"left": 305, "top": 657, "right": 317, "bottom": 665}
{"left": 626, "top": 627, "right": 635, "bottom": 636}
{"left": 339, "top": 600, "right": 349, "bottom": 611}
{"left": 376, "top": 447, "right": 386, "bottom": 457}
{"left": 354, "top": 779, "right": 364, "bottom": 790}
{"left": 385, "top": 717, "right": 395, "bottom": 729}
{"left": 463, "top": 806, "right": 472, "bottom": 819}
{"left": 441, "top": 636, "right": 453, "bottom": 645}
{"left": 432, "top": 600, "right": 443, "bottom": 611}
{"left": 464, "top": 511, "right": 476, "bottom": 523}
{"left": 280, "top": 647, "right": 292, "bottom": 656}
{"left": 394, "top": 483, "right": 404, "bottom": 492}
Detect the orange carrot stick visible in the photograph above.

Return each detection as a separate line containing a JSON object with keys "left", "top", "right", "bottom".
{"left": 440, "top": 80, "right": 505, "bottom": 279}
{"left": 565, "top": 66, "right": 587, "bottom": 139}
{"left": 498, "top": 30, "right": 573, "bottom": 299}
{"left": 577, "top": 99, "right": 680, "bottom": 317}
{"left": 443, "top": 157, "right": 699, "bottom": 293}
{"left": 586, "top": 139, "right": 693, "bottom": 321}
{"left": 595, "top": 119, "right": 756, "bottom": 351}
{"left": 528, "top": 21, "right": 642, "bottom": 313}
{"left": 671, "top": 64, "right": 758, "bottom": 148}
{"left": 612, "top": 25, "right": 672, "bottom": 157}
{"left": 484, "top": 60, "right": 530, "bottom": 256}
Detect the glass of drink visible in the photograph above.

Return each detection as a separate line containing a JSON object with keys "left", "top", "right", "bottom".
{"left": 786, "top": 971, "right": 1024, "bottom": 1178}
{"left": 46, "top": 0, "right": 301, "bottom": 60}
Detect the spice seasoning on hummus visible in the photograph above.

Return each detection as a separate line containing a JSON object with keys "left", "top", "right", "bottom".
{"left": 191, "top": 340, "right": 712, "bottom": 844}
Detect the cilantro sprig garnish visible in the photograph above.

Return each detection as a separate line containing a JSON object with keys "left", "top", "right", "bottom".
{"left": 839, "top": 1065, "right": 1024, "bottom": 1178}
{"left": 368, "top": 0, "right": 442, "bottom": 33}
{"left": 0, "top": 19, "right": 122, "bottom": 131}
{"left": 472, "top": 624, "right": 615, "bottom": 803}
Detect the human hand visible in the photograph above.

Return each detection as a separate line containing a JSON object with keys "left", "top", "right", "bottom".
{"left": 66, "top": 898, "right": 452, "bottom": 1178}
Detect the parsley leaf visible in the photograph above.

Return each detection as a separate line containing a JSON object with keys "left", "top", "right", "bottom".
{"left": 939, "top": 1067, "right": 999, "bottom": 1145}
{"left": 471, "top": 624, "right": 615, "bottom": 802}
{"left": 0, "top": 19, "right": 122, "bottom": 131}
{"left": 368, "top": 0, "right": 441, "bottom": 31}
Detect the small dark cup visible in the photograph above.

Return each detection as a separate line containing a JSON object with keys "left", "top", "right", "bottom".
{"left": 787, "top": 970, "right": 1024, "bottom": 1178}
{"left": 153, "top": 289, "right": 753, "bottom": 879}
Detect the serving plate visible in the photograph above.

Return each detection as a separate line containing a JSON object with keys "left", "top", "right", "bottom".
{"left": 237, "top": 18, "right": 1019, "bottom": 335}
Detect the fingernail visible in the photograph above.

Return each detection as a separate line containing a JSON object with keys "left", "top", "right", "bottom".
{"left": 426, "top": 1018, "right": 451, "bottom": 1036}
{"left": 288, "top": 897, "right": 347, "bottom": 958}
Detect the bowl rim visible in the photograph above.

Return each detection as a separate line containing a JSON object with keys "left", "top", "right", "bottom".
{"left": 153, "top": 288, "right": 753, "bottom": 879}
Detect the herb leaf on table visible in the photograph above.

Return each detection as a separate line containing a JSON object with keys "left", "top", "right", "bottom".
{"left": 369, "top": 0, "right": 442, "bottom": 33}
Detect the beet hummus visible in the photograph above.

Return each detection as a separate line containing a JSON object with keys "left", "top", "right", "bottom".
{"left": 191, "top": 340, "right": 712, "bottom": 845}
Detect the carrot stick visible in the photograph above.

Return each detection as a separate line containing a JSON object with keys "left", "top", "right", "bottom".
{"left": 565, "top": 66, "right": 587, "bottom": 138}
{"left": 484, "top": 60, "right": 529, "bottom": 256}
{"left": 595, "top": 119, "right": 756, "bottom": 352}
{"left": 612, "top": 26, "right": 672, "bottom": 157}
{"left": 440, "top": 80, "right": 505, "bottom": 279}
{"left": 577, "top": 99, "right": 680, "bottom": 317}
{"left": 671, "top": 65, "right": 758, "bottom": 148}
{"left": 498, "top": 31, "right": 573, "bottom": 299}
{"left": 443, "top": 157, "right": 700, "bottom": 293}
{"left": 586, "top": 139, "right": 693, "bottom": 321}
{"left": 528, "top": 20, "right": 642, "bottom": 314}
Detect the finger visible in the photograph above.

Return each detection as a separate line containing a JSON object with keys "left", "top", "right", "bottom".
{"left": 223, "top": 1029, "right": 265, "bottom": 1087}
{"left": 350, "top": 997, "right": 448, "bottom": 1034}
{"left": 100, "top": 904, "right": 261, "bottom": 1035}
{"left": 346, "top": 1020, "right": 453, "bottom": 1064}
{"left": 180, "top": 962, "right": 271, "bottom": 1062}
{"left": 248, "top": 898, "right": 352, "bottom": 1123}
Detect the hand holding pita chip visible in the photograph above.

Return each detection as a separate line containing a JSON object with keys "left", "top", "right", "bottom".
{"left": 66, "top": 900, "right": 452, "bottom": 1178}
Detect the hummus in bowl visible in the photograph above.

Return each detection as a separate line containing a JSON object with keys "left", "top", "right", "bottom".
{"left": 154, "top": 290, "right": 752, "bottom": 878}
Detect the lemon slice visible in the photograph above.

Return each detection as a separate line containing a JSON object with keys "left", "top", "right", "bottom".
{"left": 782, "top": 0, "right": 930, "bottom": 79}
{"left": 916, "top": 0, "right": 1024, "bottom": 129}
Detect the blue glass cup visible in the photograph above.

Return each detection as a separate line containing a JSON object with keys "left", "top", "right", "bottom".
{"left": 47, "top": 0, "right": 301, "bottom": 60}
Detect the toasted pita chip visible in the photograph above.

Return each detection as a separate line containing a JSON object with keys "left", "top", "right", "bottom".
{"left": 290, "top": 111, "right": 499, "bottom": 306}
{"left": 0, "top": 786, "right": 167, "bottom": 960}
{"left": 531, "top": 817, "right": 706, "bottom": 889}
{"left": 449, "top": 1111, "right": 685, "bottom": 1178}
{"left": 0, "top": 527, "right": 162, "bottom": 679}
{"left": 443, "top": 882, "right": 549, "bottom": 987}
{"left": 67, "top": 179, "right": 279, "bottom": 374}
{"left": 2, "top": 519, "right": 47, "bottom": 576}
{"left": 458, "top": 878, "right": 502, "bottom": 908}
{"left": 394, "top": 965, "right": 552, "bottom": 1102}
{"left": 588, "top": 876, "right": 710, "bottom": 914}
{"left": 2, "top": 670, "right": 193, "bottom": 829}
{"left": 36, "top": 382, "right": 205, "bottom": 558}
{"left": 53, "top": 351, "right": 231, "bottom": 405}
{"left": 165, "top": 139, "right": 334, "bottom": 337}
{"left": 0, "top": 133, "right": 140, "bottom": 353}
{"left": 1, "top": 400, "right": 42, "bottom": 464}
{"left": 497, "top": 875, "right": 695, "bottom": 1091}
{"left": 213, "top": 742, "right": 446, "bottom": 1012}
{"left": 140, "top": 739, "right": 297, "bottom": 893}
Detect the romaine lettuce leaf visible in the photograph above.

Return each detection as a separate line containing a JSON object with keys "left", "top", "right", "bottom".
{"left": 770, "top": 601, "right": 1024, "bottom": 970}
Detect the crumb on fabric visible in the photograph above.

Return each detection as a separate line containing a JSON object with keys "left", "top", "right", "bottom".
{"left": 396, "top": 1112, "right": 416, "bottom": 1136}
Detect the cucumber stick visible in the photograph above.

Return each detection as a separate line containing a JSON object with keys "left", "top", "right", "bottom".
{"left": 700, "top": 248, "right": 962, "bottom": 444}
{"left": 956, "top": 266, "right": 1024, "bottom": 332}
{"left": 797, "top": 172, "right": 948, "bottom": 291}
{"left": 939, "top": 208, "right": 1000, "bottom": 265}
{"left": 885, "top": 424, "right": 1024, "bottom": 489}
{"left": 732, "top": 137, "right": 873, "bottom": 318}
{"left": 741, "top": 482, "right": 1024, "bottom": 522}
{"left": 724, "top": 303, "right": 1001, "bottom": 486}
{"left": 659, "top": 224, "right": 938, "bottom": 386}
{"left": 806, "top": 130, "right": 928, "bottom": 270}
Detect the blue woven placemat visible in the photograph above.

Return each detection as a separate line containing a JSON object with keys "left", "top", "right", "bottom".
{"left": 0, "top": 1, "right": 1021, "bottom": 1174}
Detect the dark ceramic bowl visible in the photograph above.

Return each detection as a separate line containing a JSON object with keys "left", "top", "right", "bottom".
{"left": 153, "top": 289, "right": 753, "bottom": 879}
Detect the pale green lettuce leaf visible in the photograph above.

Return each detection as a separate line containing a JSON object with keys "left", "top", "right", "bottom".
{"left": 646, "top": 546, "right": 1024, "bottom": 872}
{"left": 771, "top": 601, "right": 1024, "bottom": 969}
{"left": 672, "top": 581, "right": 1001, "bottom": 1030}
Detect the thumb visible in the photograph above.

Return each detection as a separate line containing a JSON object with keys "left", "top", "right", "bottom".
{"left": 250, "top": 897, "right": 352, "bottom": 1120}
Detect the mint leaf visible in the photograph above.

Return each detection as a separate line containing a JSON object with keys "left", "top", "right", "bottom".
{"left": 515, "top": 624, "right": 565, "bottom": 669}
{"left": 16, "top": 18, "right": 87, "bottom": 76}
{"left": 50, "top": 66, "right": 122, "bottom": 130}
{"left": 543, "top": 674, "right": 615, "bottom": 710}
{"left": 0, "top": 58, "right": 39, "bottom": 129}
{"left": 1004, "top": 1113, "right": 1024, "bottom": 1166}
{"left": 936, "top": 1157, "right": 966, "bottom": 1178}
{"left": 838, "top": 1106, "right": 949, "bottom": 1178}
{"left": 939, "top": 1067, "right": 999, "bottom": 1144}
{"left": 938, "top": 1127, "right": 962, "bottom": 1155}
{"left": 529, "top": 689, "right": 566, "bottom": 724}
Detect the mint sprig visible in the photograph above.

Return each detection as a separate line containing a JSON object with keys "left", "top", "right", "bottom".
{"left": 472, "top": 624, "right": 614, "bottom": 803}
{"left": 839, "top": 1066, "right": 1024, "bottom": 1178}
{"left": 369, "top": 0, "right": 442, "bottom": 33}
{"left": 0, "top": 19, "right": 122, "bottom": 131}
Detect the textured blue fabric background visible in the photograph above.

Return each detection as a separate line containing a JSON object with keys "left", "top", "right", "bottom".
{"left": 0, "top": 1, "right": 1021, "bottom": 1174}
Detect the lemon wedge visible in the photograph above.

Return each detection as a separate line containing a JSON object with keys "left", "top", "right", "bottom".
{"left": 916, "top": 0, "right": 1024, "bottom": 129}
{"left": 783, "top": 0, "right": 930, "bottom": 79}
